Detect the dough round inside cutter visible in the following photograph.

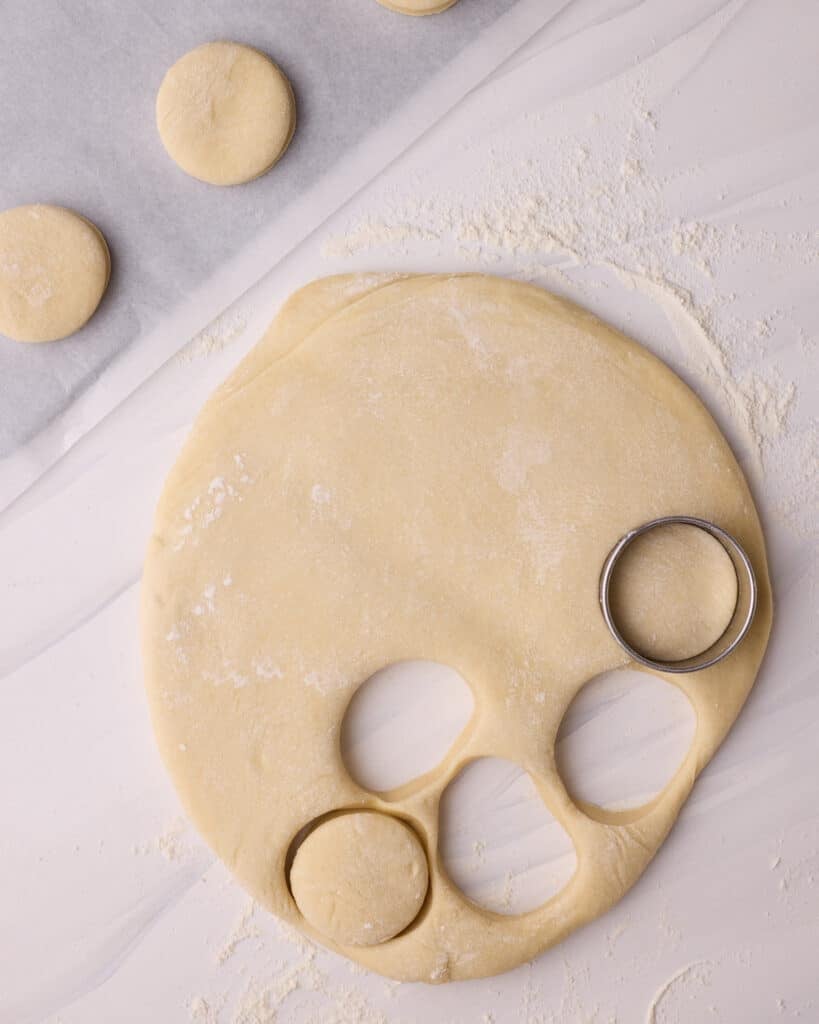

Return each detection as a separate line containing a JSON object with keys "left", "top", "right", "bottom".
{"left": 142, "top": 273, "right": 771, "bottom": 982}
{"left": 607, "top": 521, "right": 739, "bottom": 662}
{"left": 290, "top": 811, "right": 429, "bottom": 947}
{"left": 156, "top": 41, "right": 296, "bottom": 186}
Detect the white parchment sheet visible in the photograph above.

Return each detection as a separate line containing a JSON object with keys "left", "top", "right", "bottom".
{"left": 0, "top": 0, "right": 567, "bottom": 491}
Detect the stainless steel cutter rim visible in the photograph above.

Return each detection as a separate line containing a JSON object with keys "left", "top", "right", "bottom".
{"left": 600, "top": 515, "right": 758, "bottom": 674}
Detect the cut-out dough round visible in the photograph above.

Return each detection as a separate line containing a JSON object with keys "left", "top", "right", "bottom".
{"left": 0, "top": 204, "right": 110, "bottom": 343}
{"left": 290, "top": 812, "right": 428, "bottom": 946}
{"left": 376, "top": 0, "right": 460, "bottom": 14}
{"left": 156, "top": 42, "right": 296, "bottom": 186}
{"left": 608, "top": 522, "right": 738, "bottom": 662}
{"left": 142, "top": 273, "right": 771, "bottom": 982}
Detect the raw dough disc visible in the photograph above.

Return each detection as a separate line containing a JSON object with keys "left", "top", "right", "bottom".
{"left": 0, "top": 204, "right": 110, "bottom": 343}
{"left": 290, "top": 812, "right": 429, "bottom": 947}
{"left": 375, "top": 0, "right": 460, "bottom": 14}
{"left": 156, "top": 42, "right": 296, "bottom": 186}
{"left": 142, "top": 273, "right": 771, "bottom": 982}
{"left": 608, "top": 522, "right": 739, "bottom": 662}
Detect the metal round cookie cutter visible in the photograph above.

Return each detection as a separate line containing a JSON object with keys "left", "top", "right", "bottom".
{"left": 600, "top": 515, "right": 758, "bottom": 674}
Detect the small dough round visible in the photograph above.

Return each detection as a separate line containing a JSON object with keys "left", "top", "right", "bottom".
{"left": 0, "top": 204, "right": 110, "bottom": 343}
{"left": 290, "top": 812, "right": 428, "bottom": 947}
{"left": 156, "top": 42, "right": 296, "bottom": 186}
{"left": 375, "top": 0, "right": 460, "bottom": 14}
{"left": 609, "top": 523, "right": 738, "bottom": 662}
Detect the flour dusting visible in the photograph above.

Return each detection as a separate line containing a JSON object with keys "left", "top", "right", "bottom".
{"left": 189, "top": 911, "right": 401, "bottom": 1024}
{"left": 175, "top": 311, "right": 248, "bottom": 365}
{"left": 321, "top": 74, "right": 816, "bottom": 535}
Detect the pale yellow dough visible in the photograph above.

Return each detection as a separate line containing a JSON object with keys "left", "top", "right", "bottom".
{"left": 156, "top": 42, "right": 296, "bottom": 186}
{"left": 376, "top": 0, "right": 460, "bottom": 14}
{"left": 0, "top": 204, "right": 110, "bottom": 343}
{"left": 142, "top": 274, "right": 771, "bottom": 982}
{"left": 609, "top": 523, "right": 739, "bottom": 662}
{"left": 290, "top": 812, "right": 429, "bottom": 947}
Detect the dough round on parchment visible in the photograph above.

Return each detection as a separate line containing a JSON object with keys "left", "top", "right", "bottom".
{"left": 0, "top": 204, "right": 110, "bottom": 343}
{"left": 290, "top": 812, "right": 429, "bottom": 947}
{"left": 608, "top": 523, "right": 739, "bottom": 663}
{"left": 156, "top": 42, "right": 296, "bottom": 186}
{"left": 375, "top": 0, "right": 460, "bottom": 15}
{"left": 142, "top": 273, "right": 771, "bottom": 982}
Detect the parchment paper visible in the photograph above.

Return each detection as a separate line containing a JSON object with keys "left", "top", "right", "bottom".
{"left": 0, "top": 0, "right": 538, "bottom": 458}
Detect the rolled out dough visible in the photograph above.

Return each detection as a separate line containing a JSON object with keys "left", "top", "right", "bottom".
{"left": 142, "top": 274, "right": 771, "bottom": 982}
{"left": 0, "top": 204, "right": 110, "bottom": 343}
{"left": 156, "top": 42, "right": 296, "bottom": 187}
{"left": 290, "top": 812, "right": 429, "bottom": 947}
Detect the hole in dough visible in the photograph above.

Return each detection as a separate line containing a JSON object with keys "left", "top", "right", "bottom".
{"left": 556, "top": 669, "right": 697, "bottom": 812}
{"left": 341, "top": 660, "right": 474, "bottom": 793}
{"left": 439, "top": 757, "right": 576, "bottom": 915}
{"left": 608, "top": 522, "right": 738, "bottom": 662}
{"left": 289, "top": 810, "right": 429, "bottom": 947}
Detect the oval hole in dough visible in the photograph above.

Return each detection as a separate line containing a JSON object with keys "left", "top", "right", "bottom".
{"left": 439, "top": 757, "right": 576, "bottom": 915}
{"left": 341, "top": 660, "right": 474, "bottom": 793}
{"left": 556, "top": 669, "right": 696, "bottom": 812}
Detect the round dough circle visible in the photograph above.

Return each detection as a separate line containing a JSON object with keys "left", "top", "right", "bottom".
{"left": 290, "top": 812, "right": 428, "bottom": 947}
{"left": 156, "top": 42, "right": 296, "bottom": 186}
{"left": 0, "top": 204, "right": 110, "bottom": 343}
{"left": 608, "top": 523, "right": 739, "bottom": 662}
{"left": 375, "top": 0, "right": 460, "bottom": 14}
{"left": 142, "top": 273, "right": 771, "bottom": 982}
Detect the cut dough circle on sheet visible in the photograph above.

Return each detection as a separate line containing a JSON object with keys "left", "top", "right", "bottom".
{"left": 290, "top": 811, "right": 429, "bottom": 947}
{"left": 375, "top": 0, "right": 460, "bottom": 14}
{"left": 156, "top": 42, "right": 296, "bottom": 186}
{"left": 142, "top": 273, "right": 772, "bottom": 982}
{"left": 0, "top": 204, "right": 110, "bottom": 343}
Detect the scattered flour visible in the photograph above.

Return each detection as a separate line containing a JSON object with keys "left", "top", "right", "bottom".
{"left": 190, "top": 912, "right": 402, "bottom": 1024}
{"left": 646, "top": 961, "right": 714, "bottom": 1024}
{"left": 605, "top": 920, "right": 629, "bottom": 961}
{"left": 518, "top": 959, "right": 611, "bottom": 1024}
{"left": 190, "top": 995, "right": 222, "bottom": 1024}
{"left": 216, "top": 899, "right": 262, "bottom": 966}
{"left": 471, "top": 838, "right": 487, "bottom": 869}
{"left": 321, "top": 84, "right": 817, "bottom": 535}
{"left": 133, "top": 816, "right": 196, "bottom": 862}
{"left": 175, "top": 311, "right": 248, "bottom": 366}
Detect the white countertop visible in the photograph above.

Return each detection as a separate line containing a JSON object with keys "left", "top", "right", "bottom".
{"left": 1, "top": 1, "right": 818, "bottom": 1022}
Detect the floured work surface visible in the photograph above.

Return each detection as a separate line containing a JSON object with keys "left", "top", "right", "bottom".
{"left": 0, "top": 0, "right": 519, "bottom": 456}
{"left": 142, "top": 274, "right": 771, "bottom": 982}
